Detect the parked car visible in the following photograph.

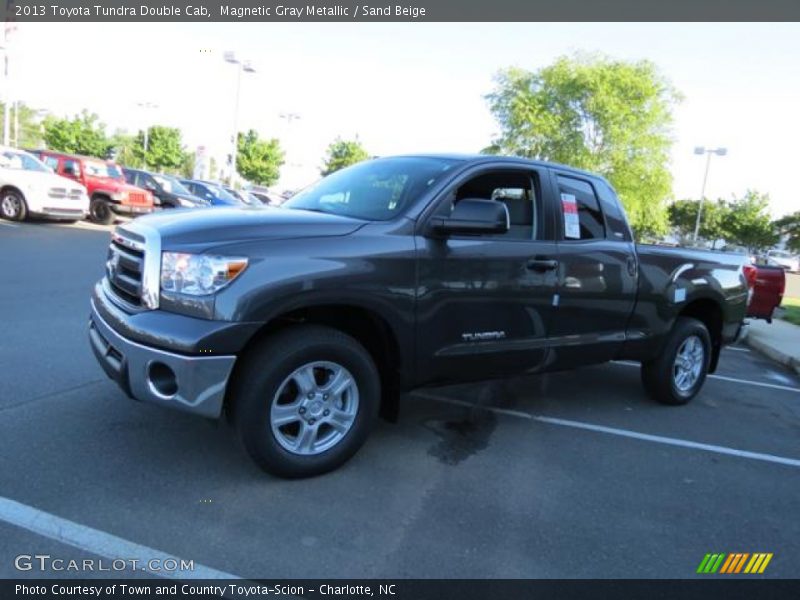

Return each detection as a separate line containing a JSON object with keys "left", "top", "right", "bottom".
{"left": 29, "top": 150, "right": 154, "bottom": 225}
{"left": 122, "top": 168, "right": 209, "bottom": 209}
{"left": 765, "top": 249, "right": 800, "bottom": 273}
{"left": 179, "top": 179, "right": 243, "bottom": 206}
{"left": 743, "top": 264, "right": 785, "bottom": 322}
{"left": 0, "top": 146, "right": 89, "bottom": 222}
{"left": 89, "top": 154, "right": 750, "bottom": 478}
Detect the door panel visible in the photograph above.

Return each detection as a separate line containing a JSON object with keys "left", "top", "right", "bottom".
{"left": 548, "top": 171, "right": 637, "bottom": 367}
{"left": 415, "top": 166, "right": 559, "bottom": 385}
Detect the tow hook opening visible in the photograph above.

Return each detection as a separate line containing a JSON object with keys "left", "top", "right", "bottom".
{"left": 147, "top": 361, "right": 178, "bottom": 399}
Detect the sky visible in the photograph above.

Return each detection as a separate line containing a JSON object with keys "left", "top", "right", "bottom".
{"left": 3, "top": 22, "right": 799, "bottom": 216}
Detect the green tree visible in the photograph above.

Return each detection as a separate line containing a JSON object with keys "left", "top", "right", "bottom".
{"left": 775, "top": 211, "right": 800, "bottom": 252}
{"left": 135, "top": 126, "right": 187, "bottom": 171}
{"left": 179, "top": 151, "right": 196, "bottom": 179}
{"left": 485, "top": 54, "right": 681, "bottom": 238}
{"left": 722, "top": 191, "right": 779, "bottom": 253}
{"left": 236, "top": 129, "right": 284, "bottom": 186}
{"left": 42, "top": 110, "right": 112, "bottom": 157}
{"left": 668, "top": 198, "right": 729, "bottom": 247}
{"left": 321, "top": 136, "right": 369, "bottom": 176}
{"left": 0, "top": 102, "right": 46, "bottom": 148}
{"left": 108, "top": 131, "right": 140, "bottom": 166}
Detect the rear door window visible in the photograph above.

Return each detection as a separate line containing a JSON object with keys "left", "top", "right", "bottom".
{"left": 557, "top": 175, "right": 605, "bottom": 240}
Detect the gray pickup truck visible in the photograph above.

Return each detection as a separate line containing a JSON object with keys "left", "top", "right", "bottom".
{"left": 89, "top": 155, "right": 749, "bottom": 477}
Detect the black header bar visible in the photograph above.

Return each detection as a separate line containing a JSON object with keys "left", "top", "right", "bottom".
{"left": 4, "top": 0, "right": 800, "bottom": 22}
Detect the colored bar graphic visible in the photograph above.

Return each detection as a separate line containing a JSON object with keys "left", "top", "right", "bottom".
{"left": 759, "top": 553, "right": 773, "bottom": 573}
{"left": 720, "top": 553, "right": 737, "bottom": 573}
{"left": 696, "top": 554, "right": 712, "bottom": 573}
{"left": 701, "top": 552, "right": 773, "bottom": 575}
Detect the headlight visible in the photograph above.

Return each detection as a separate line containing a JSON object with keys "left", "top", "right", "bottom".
{"left": 111, "top": 191, "right": 128, "bottom": 201}
{"left": 177, "top": 197, "right": 197, "bottom": 207}
{"left": 161, "top": 252, "right": 248, "bottom": 296}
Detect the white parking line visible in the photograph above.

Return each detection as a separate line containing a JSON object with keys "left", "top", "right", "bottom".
{"left": 613, "top": 361, "right": 799, "bottom": 393}
{"left": 415, "top": 393, "right": 800, "bottom": 469}
{"left": 0, "top": 497, "right": 241, "bottom": 580}
{"left": 0, "top": 221, "right": 19, "bottom": 228}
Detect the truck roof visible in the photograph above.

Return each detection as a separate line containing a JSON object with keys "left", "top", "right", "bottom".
{"left": 28, "top": 149, "right": 117, "bottom": 164}
{"left": 393, "top": 153, "right": 609, "bottom": 184}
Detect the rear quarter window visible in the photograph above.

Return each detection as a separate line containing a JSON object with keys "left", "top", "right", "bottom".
{"left": 556, "top": 175, "right": 606, "bottom": 241}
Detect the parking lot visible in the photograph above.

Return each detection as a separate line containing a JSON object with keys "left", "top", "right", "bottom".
{"left": 1, "top": 220, "right": 799, "bottom": 579}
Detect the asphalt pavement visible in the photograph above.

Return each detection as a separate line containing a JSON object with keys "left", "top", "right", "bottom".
{"left": 1, "top": 220, "right": 799, "bottom": 580}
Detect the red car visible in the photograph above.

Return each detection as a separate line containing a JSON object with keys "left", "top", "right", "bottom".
{"left": 743, "top": 264, "right": 785, "bottom": 322}
{"left": 30, "top": 150, "right": 154, "bottom": 224}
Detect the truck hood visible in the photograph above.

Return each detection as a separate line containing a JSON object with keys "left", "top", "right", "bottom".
{"left": 125, "top": 206, "right": 367, "bottom": 247}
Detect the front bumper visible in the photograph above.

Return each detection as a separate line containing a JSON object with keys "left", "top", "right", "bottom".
{"left": 112, "top": 204, "right": 153, "bottom": 216}
{"left": 36, "top": 207, "right": 88, "bottom": 219}
{"left": 88, "top": 297, "right": 237, "bottom": 419}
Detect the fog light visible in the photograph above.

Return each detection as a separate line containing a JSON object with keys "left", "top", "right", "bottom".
{"left": 147, "top": 361, "right": 178, "bottom": 398}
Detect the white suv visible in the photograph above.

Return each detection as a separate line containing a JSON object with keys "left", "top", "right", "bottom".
{"left": 0, "top": 146, "right": 89, "bottom": 222}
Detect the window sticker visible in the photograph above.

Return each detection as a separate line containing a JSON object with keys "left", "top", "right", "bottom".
{"left": 561, "top": 193, "right": 580, "bottom": 239}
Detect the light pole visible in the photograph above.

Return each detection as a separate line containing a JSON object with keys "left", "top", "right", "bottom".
{"left": 279, "top": 112, "right": 302, "bottom": 188}
{"left": 137, "top": 102, "right": 158, "bottom": 169}
{"left": 224, "top": 51, "right": 255, "bottom": 184}
{"left": 692, "top": 146, "right": 727, "bottom": 244}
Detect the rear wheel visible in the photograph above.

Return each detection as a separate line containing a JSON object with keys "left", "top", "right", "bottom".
{"left": 0, "top": 189, "right": 27, "bottom": 221}
{"left": 89, "top": 197, "right": 115, "bottom": 225}
{"left": 642, "top": 317, "right": 711, "bottom": 405}
{"left": 231, "top": 325, "right": 380, "bottom": 478}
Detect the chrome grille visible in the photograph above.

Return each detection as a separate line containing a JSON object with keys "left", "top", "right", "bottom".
{"left": 107, "top": 231, "right": 145, "bottom": 307}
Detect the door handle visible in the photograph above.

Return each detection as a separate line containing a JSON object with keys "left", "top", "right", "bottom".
{"left": 527, "top": 258, "right": 559, "bottom": 271}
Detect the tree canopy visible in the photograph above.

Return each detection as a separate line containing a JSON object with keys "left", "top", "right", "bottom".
{"left": 485, "top": 54, "right": 681, "bottom": 238}
{"left": 42, "top": 110, "right": 111, "bottom": 157}
{"left": 668, "top": 198, "right": 728, "bottom": 247}
{"left": 721, "top": 191, "right": 779, "bottom": 253}
{"left": 775, "top": 211, "right": 800, "bottom": 253}
{"left": 321, "top": 137, "right": 370, "bottom": 176}
{"left": 236, "top": 129, "right": 285, "bottom": 186}
{"left": 136, "top": 126, "right": 187, "bottom": 171}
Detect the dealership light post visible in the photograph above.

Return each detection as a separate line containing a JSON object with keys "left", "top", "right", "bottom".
{"left": 692, "top": 146, "right": 727, "bottom": 244}
{"left": 137, "top": 101, "right": 158, "bottom": 169}
{"left": 224, "top": 51, "right": 255, "bottom": 184}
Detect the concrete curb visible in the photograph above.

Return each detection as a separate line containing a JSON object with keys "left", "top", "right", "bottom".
{"left": 745, "top": 326, "right": 800, "bottom": 376}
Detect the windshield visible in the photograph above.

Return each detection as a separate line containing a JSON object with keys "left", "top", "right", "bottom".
{"left": 0, "top": 150, "right": 50, "bottom": 173}
{"left": 770, "top": 250, "right": 793, "bottom": 259}
{"left": 84, "top": 161, "right": 116, "bottom": 178}
{"left": 154, "top": 174, "right": 191, "bottom": 195}
{"left": 212, "top": 185, "right": 242, "bottom": 203}
{"left": 284, "top": 157, "right": 460, "bottom": 220}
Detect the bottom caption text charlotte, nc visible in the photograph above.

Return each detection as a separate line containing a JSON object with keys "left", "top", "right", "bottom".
{"left": 16, "top": 583, "right": 397, "bottom": 597}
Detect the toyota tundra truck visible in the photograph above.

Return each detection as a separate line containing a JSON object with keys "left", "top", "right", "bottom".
{"left": 88, "top": 155, "right": 749, "bottom": 478}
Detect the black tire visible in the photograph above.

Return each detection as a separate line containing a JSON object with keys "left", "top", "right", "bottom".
{"left": 642, "top": 316, "right": 711, "bottom": 405}
{"left": 231, "top": 325, "right": 380, "bottom": 478}
{"left": 89, "top": 197, "right": 115, "bottom": 225}
{"left": 0, "top": 189, "right": 27, "bottom": 221}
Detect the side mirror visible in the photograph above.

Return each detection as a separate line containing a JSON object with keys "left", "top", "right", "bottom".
{"left": 431, "top": 198, "right": 509, "bottom": 235}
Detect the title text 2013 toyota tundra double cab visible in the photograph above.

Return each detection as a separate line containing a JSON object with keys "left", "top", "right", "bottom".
{"left": 88, "top": 156, "right": 748, "bottom": 477}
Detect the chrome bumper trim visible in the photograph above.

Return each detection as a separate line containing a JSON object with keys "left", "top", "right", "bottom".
{"left": 89, "top": 298, "right": 236, "bottom": 419}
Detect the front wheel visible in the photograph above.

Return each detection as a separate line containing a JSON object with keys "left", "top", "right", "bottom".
{"left": 89, "top": 197, "right": 115, "bottom": 225}
{"left": 0, "top": 189, "right": 27, "bottom": 221}
{"left": 231, "top": 325, "right": 380, "bottom": 478}
{"left": 642, "top": 317, "right": 711, "bottom": 405}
